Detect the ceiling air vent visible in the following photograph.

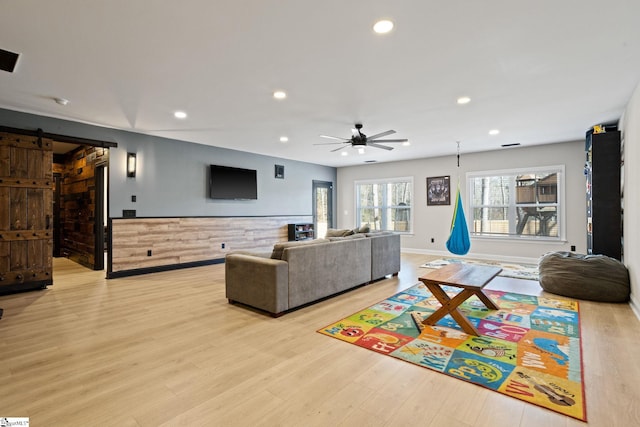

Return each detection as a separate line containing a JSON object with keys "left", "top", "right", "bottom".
{"left": 0, "top": 48, "right": 20, "bottom": 73}
{"left": 364, "top": 160, "right": 377, "bottom": 163}
{"left": 501, "top": 143, "right": 521, "bottom": 148}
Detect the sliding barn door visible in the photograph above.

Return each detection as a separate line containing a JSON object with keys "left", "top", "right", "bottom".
{"left": 0, "top": 132, "right": 54, "bottom": 293}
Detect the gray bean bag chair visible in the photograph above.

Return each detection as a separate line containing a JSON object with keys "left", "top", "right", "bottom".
{"left": 538, "top": 252, "right": 630, "bottom": 302}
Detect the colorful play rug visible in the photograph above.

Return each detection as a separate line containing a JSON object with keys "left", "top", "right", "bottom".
{"left": 421, "top": 258, "right": 539, "bottom": 281}
{"left": 318, "top": 282, "right": 586, "bottom": 421}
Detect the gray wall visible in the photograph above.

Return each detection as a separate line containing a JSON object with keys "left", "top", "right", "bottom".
{"left": 110, "top": 134, "right": 335, "bottom": 217}
{"left": 620, "top": 81, "right": 639, "bottom": 317}
{"left": 337, "top": 140, "right": 585, "bottom": 262}
{"left": 0, "top": 108, "right": 337, "bottom": 218}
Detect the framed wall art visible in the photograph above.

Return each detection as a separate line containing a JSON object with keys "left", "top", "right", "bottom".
{"left": 427, "top": 175, "right": 450, "bottom": 205}
{"left": 275, "top": 164, "right": 285, "bottom": 179}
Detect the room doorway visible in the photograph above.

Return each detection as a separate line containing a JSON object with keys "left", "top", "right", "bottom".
{"left": 52, "top": 145, "right": 110, "bottom": 271}
{"left": 1, "top": 126, "right": 115, "bottom": 295}
{"left": 312, "top": 180, "right": 333, "bottom": 238}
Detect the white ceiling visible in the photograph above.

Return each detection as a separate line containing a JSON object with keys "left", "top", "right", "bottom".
{"left": 1, "top": 1, "right": 639, "bottom": 167}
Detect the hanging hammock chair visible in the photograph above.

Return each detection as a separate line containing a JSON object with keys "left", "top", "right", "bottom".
{"left": 445, "top": 143, "right": 471, "bottom": 255}
{"left": 446, "top": 184, "right": 471, "bottom": 255}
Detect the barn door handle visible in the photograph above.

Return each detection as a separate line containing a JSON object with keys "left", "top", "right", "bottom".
{"left": 46, "top": 215, "right": 51, "bottom": 229}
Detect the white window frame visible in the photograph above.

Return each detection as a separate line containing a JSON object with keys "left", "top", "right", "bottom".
{"left": 354, "top": 176, "right": 413, "bottom": 233}
{"left": 467, "top": 165, "right": 565, "bottom": 241}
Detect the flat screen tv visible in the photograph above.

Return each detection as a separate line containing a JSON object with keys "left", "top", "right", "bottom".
{"left": 209, "top": 165, "right": 257, "bottom": 200}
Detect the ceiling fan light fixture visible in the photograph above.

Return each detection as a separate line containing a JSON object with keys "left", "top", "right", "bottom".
{"left": 373, "top": 20, "right": 394, "bottom": 34}
{"left": 320, "top": 124, "right": 407, "bottom": 153}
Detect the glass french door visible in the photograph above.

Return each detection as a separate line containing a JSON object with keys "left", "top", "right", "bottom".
{"left": 312, "top": 180, "right": 333, "bottom": 239}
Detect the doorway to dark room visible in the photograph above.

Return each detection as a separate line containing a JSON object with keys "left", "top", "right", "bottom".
{"left": 52, "top": 144, "right": 110, "bottom": 271}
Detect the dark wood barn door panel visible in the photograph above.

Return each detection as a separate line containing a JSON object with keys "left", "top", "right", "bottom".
{"left": 0, "top": 132, "right": 53, "bottom": 293}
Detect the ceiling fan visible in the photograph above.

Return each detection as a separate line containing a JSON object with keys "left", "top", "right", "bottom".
{"left": 315, "top": 123, "right": 408, "bottom": 152}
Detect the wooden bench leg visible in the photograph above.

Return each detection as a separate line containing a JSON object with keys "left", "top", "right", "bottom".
{"left": 474, "top": 290, "right": 499, "bottom": 310}
{"left": 422, "top": 284, "right": 481, "bottom": 335}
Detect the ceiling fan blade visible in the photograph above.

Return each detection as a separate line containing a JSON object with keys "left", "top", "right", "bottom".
{"left": 368, "top": 138, "right": 408, "bottom": 143}
{"left": 320, "top": 134, "right": 349, "bottom": 141}
{"left": 367, "top": 143, "right": 394, "bottom": 151}
{"left": 366, "top": 130, "right": 396, "bottom": 140}
{"left": 331, "top": 145, "right": 350, "bottom": 152}
{"left": 313, "top": 142, "right": 346, "bottom": 146}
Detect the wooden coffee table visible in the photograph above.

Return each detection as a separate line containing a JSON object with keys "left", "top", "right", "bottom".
{"left": 418, "top": 263, "right": 502, "bottom": 336}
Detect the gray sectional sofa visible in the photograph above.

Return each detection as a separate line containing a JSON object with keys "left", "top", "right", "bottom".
{"left": 225, "top": 231, "right": 400, "bottom": 316}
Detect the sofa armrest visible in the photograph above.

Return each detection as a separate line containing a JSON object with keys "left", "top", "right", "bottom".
{"left": 369, "top": 232, "right": 401, "bottom": 280}
{"left": 225, "top": 254, "right": 289, "bottom": 315}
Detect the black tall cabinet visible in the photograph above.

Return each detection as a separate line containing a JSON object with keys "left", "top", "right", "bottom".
{"left": 585, "top": 128, "right": 622, "bottom": 260}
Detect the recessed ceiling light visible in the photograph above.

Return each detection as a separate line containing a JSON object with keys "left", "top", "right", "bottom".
{"left": 373, "top": 20, "right": 394, "bottom": 34}
{"left": 358, "top": 148, "right": 365, "bottom": 154}
{"left": 54, "top": 97, "right": 69, "bottom": 106}
{"left": 402, "top": 141, "right": 411, "bottom": 146}
{"left": 273, "top": 91, "right": 287, "bottom": 100}
{"left": 457, "top": 96, "right": 471, "bottom": 105}
{"left": 489, "top": 129, "right": 500, "bottom": 135}
{"left": 174, "top": 111, "right": 187, "bottom": 119}
{"left": 279, "top": 136, "right": 288, "bottom": 143}
{"left": 341, "top": 151, "right": 348, "bottom": 156}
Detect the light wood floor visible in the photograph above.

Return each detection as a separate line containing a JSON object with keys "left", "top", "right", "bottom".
{"left": 1, "top": 253, "right": 639, "bottom": 426}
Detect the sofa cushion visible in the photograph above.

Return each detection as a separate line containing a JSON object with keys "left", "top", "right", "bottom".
{"left": 365, "top": 231, "right": 391, "bottom": 237}
{"left": 325, "top": 228, "right": 354, "bottom": 238}
{"left": 270, "top": 238, "right": 329, "bottom": 260}
{"left": 228, "top": 250, "right": 271, "bottom": 258}
{"left": 327, "top": 233, "right": 366, "bottom": 242}
{"left": 351, "top": 224, "right": 371, "bottom": 234}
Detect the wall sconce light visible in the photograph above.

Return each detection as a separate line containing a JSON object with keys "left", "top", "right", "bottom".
{"left": 127, "top": 152, "right": 137, "bottom": 178}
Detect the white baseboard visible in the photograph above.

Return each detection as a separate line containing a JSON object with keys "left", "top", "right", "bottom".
{"left": 401, "top": 248, "right": 540, "bottom": 266}
{"left": 630, "top": 296, "right": 640, "bottom": 321}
